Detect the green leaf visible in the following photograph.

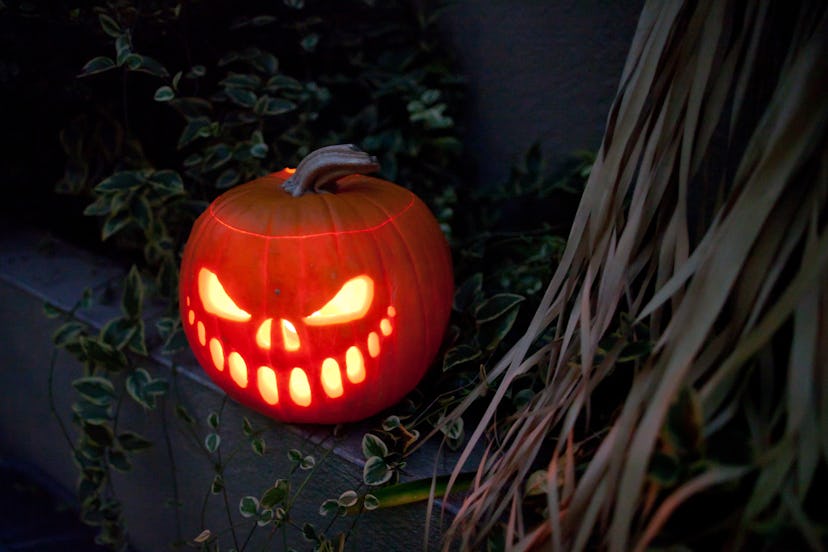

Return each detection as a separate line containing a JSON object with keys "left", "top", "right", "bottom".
{"left": 265, "top": 75, "right": 302, "bottom": 92}
{"left": 161, "top": 327, "right": 188, "bottom": 355}
{"left": 115, "top": 34, "right": 131, "bottom": 65}
{"left": 154, "top": 85, "right": 175, "bottom": 102}
{"left": 229, "top": 15, "right": 277, "bottom": 30}
{"left": 363, "top": 456, "right": 393, "bottom": 486}
{"left": 337, "top": 490, "right": 358, "bottom": 508}
{"left": 126, "top": 319, "right": 148, "bottom": 355}
{"left": 361, "top": 433, "right": 388, "bottom": 459}
{"left": 439, "top": 417, "right": 464, "bottom": 443}
{"left": 83, "top": 196, "right": 111, "bottom": 217}
{"left": 53, "top": 321, "right": 86, "bottom": 347}
{"left": 241, "top": 416, "right": 253, "bottom": 436}
{"left": 442, "top": 344, "right": 481, "bottom": 372}
{"left": 83, "top": 338, "right": 128, "bottom": 370}
{"left": 122, "top": 266, "right": 143, "bottom": 320}
{"left": 118, "top": 431, "right": 153, "bottom": 452}
{"left": 250, "top": 437, "right": 265, "bottom": 455}
{"left": 79, "top": 56, "right": 116, "bottom": 77}
{"left": 474, "top": 293, "right": 525, "bottom": 323}
{"left": 95, "top": 171, "right": 145, "bottom": 192}
{"left": 210, "top": 474, "right": 224, "bottom": 494}
{"left": 73, "top": 400, "right": 112, "bottom": 425}
{"left": 169, "top": 97, "right": 212, "bottom": 120}
{"left": 83, "top": 422, "right": 114, "bottom": 446}
{"left": 100, "top": 317, "right": 135, "bottom": 350}
{"left": 187, "top": 65, "right": 206, "bottom": 78}
{"left": 207, "top": 412, "right": 219, "bottom": 429}
{"left": 175, "top": 404, "right": 195, "bottom": 425}
{"left": 98, "top": 14, "right": 122, "bottom": 37}
{"left": 225, "top": 87, "right": 257, "bottom": 108}
{"left": 318, "top": 499, "right": 339, "bottom": 516}
{"left": 220, "top": 73, "right": 262, "bottom": 89}
{"left": 250, "top": 143, "right": 268, "bottom": 158}
{"left": 43, "top": 302, "right": 62, "bottom": 318}
{"left": 73, "top": 376, "right": 116, "bottom": 404}
{"left": 300, "top": 33, "right": 319, "bottom": 52}
{"left": 183, "top": 153, "right": 202, "bottom": 167}
{"left": 239, "top": 496, "right": 259, "bottom": 518}
{"left": 648, "top": 451, "right": 680, "bottom": 486}
{"left": 263, "top": 97, "right": 296, "bottom": 116}
{"left": 301, "top": 522, "right": 318, "bottom": 542}
{"left": 108, "top": 449, "right": 132, "bottom": 472}
{"left": 382, "top": 416, "right": 401, "bottom": 431}
{"left": 149, "top": 169, "right": 184, "bottom": 195}
{"left": 257, "top": 508, "right": 274, "bottom": 527}
{"left": 300, "top": 455, "right": 315, "bottom": 470}
{"left": 126, "top": 54, "right": 168, "bottom": 78}
{"left": 204, "top": 433, "right": 221, "bottom": 453}
{"left": 477, "top": 306, "right": 520, "bottom": 351}
{"left": 287, "top": 449, "right": 303, "bottom": 463}
{"left": 363, "top": 494, "right": 380, "bottom": 510}
{"left": 453, "top": 273, "right": 482, "bottom": 312}
{"left": 101, "top": 211, "right": 132, "bottom": 240}
{"left": 177, "top": 117, "right": 212, "bottom": 149}
{"left": 261, "top": 480, "right": 289, "bottom": 508}
{"left": 215, "top": 168, "right": 240, "bottom": 189}
{"left": 143, "top": 378, "right": 168, "bottom": 398}
{"left": 203, "top": 144, "right": 232, "bottom": 171}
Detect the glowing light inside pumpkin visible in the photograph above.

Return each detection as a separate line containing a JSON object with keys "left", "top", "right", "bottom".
{"left": 209, "top": 338, "right": 224, "bottom": 371}
{"left": 289, "top": 368, "right": 312, "bottom": 406}
{"left": 228, "top": 352, "right": 248, "bottom": 388}
{"left": 198, "top": 268, "right": 252, "bottom": 321}
{"left": 320, "top": 358, "right": 344, "bottom": 398}
{"left": 303, "top": 275, "right": 374, "bottom": 326}
{"left": 281, "top": 319, "right": 301, "bottom": 351}
{"left": 187, "top": 266, "right": 401, "bottom": 410}
{"left": 367, "top": 332, "right": 380, "bottom": 358}
{"left": 346, "top": 346, "right": 366, "bottom": 383}
{"left": 256, "top": 318, "right": 272, "bottom": 350}
{"left": 257, "top": 366, "right": 279, "bottom": 404}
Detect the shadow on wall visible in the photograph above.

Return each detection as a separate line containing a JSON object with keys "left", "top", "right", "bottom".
{"left": 439, "top": 1, "right": 643, "bottom": 185}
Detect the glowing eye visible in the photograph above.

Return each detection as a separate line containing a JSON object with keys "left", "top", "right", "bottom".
{"left": 281, "top": 319, "right": 301, "bottom": 351}
{"left": 303, "top": 275, "right": 374, "bottom": 326}
{"left": 198, "top": 268, "right": 251, "bottom": 322}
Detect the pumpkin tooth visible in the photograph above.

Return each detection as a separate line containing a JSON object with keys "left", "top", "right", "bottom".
{"left": 345, "top": 346, "right": 366, "bottom": 384}
{"left": 289, "top": 367, "right": 312, "bottom": 407}
{"left": 257, "top": 366, "right": 279, "bottom": 405}
{"left": 320, "top": 358, "right": 344, "bottom": 398}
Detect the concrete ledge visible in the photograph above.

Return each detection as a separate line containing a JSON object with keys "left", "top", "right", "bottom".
{"left": 0, "top": 225, "right": 463, "bottom": 551}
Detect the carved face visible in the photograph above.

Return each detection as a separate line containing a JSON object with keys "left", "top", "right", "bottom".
{"left": 179, "top": 169, "right": 453, "bottom": 424}
{"left": 184, "top": 267, "right": 396, "bottom": 409}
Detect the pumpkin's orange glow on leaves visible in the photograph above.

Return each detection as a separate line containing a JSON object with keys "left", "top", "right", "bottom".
{"left": 179, "top": 145, "right": 453, "bottom": 424}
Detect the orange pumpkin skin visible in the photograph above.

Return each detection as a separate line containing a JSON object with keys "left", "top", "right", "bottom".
{"left": 179, "top": 168, "right": 453, "bottom": 424}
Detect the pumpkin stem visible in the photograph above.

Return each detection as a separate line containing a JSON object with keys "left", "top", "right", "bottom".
{"left": 283, "top": 144, "right": 380, "bottom": 197}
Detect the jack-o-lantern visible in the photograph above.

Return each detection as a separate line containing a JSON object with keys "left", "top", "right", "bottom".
{"left": 179, "top": 145, "right": 453, "bottom": 424}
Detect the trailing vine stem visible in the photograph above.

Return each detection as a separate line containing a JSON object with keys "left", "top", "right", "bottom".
{"left": 282, "top": 144, "right": 380, "bottom": 197}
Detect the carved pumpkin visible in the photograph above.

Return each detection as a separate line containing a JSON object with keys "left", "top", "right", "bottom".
{"left": 179, "top": 145, "right": 453, "bottom": 424}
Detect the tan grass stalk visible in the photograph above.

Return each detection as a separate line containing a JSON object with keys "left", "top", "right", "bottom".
{"left": 436, "top": 0, "right": 827, "bottom": 549}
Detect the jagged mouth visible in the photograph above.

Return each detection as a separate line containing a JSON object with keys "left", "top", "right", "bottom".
{"left": 185, "top": 308, "right": 396, "bottom": 408}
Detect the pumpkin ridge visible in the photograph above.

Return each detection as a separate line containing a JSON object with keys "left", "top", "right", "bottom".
{"left": 206, "top": 196, "right": 416, "bottom": 240}
{"left": 361, "top": 192, "right": 434, "bottom": 374}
